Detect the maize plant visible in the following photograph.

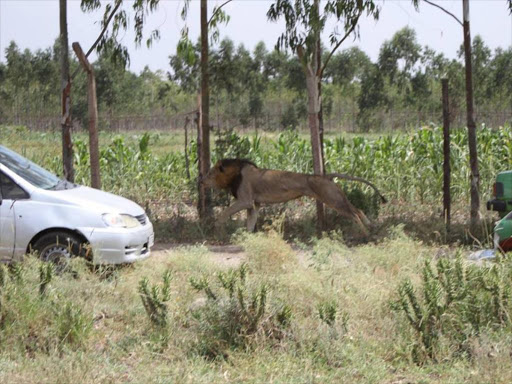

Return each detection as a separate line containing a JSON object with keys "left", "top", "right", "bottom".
{"left": 9, "top": 124, "right": 512, "bottom": 214}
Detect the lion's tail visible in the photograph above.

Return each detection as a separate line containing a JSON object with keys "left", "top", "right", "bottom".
{"left": 326, "top": 173, "right": 387, "bottom": 204}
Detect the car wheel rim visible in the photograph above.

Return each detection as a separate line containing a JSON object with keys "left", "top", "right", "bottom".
{"left": 40, "top": 244, "right": 72, "bottom": 263}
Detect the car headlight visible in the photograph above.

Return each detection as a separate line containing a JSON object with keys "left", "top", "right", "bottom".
{"left": 102, "top": 213, "right": 140, "bottom": 228}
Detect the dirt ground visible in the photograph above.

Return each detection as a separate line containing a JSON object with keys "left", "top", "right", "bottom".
{"left": 151, "top": 243, "right": 247, "bottom": 268}
{"left": 150, "top": 242, "right": 316, "bottom": 268}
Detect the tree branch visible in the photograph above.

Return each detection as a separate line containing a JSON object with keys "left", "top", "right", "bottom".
{"left": 423, "top": 0, "right": 463, "bottom": 27}
{"left": 318, "top": 21, "right": 358, "bottom": 78}
{"left": 86, "top": 0, "right": 122, "bottom": 58}
{"left": 72, "top": 0, "right": 122, "bottom": 80}
{"left": 208, "top": 0, "right": 233, "bottom": 26}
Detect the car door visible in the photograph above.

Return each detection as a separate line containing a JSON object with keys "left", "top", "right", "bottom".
{"left": 0, "top": 172, "right": 28, "bottom": 261}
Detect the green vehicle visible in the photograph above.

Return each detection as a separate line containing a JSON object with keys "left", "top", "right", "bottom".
{"left": 487, "top": 170, "right": 512, "bottom": 218}
{"left": 493, "top": 214, "right": 512, "bottom": 252}
{"left": 488, "top": 171, "right": 512, "bottom": 251}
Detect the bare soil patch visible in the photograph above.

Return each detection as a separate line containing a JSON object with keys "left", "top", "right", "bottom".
{"left": 152, "top": 243, "right": 247, "bottom": 268}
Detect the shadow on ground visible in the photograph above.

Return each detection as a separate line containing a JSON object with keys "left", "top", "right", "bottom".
{"left": 150, "top": 201, "right": 498, "bottom": 249}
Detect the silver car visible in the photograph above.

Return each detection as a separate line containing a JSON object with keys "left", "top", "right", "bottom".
{"left": 0, "top": 145, "right": 154, "bottom": 264}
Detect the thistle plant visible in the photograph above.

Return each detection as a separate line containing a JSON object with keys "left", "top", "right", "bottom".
{"left": 139, "top": 269, "right": 172, "bottom": 328}
{"left": 391, "top": 254, "right": 512, "bottom": 363}
{"left": 39, "top": 262, "right": 54, "bottom": 296}
{"left": 189, "top": 263, "right": 292, "bottom": 358}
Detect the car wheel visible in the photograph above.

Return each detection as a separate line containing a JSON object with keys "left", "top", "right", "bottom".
{"left": 32, "top": 231, "right": 88, "bottom": 270}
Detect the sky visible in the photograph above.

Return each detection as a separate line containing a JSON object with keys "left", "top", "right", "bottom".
{"left": 0, "top": 0, "right": 511, "bottom": 74}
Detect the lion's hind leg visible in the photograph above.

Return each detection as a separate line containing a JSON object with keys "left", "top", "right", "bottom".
{"left": 310, "top": 178, "right": 370, "bottom": 234}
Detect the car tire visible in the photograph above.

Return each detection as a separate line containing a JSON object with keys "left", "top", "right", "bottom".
{"left": 32, "top": 231, "right": 89, "bottom": 269}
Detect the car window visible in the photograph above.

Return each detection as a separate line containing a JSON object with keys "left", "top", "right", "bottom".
{"left": 0, "top": 172, "right": 28, "bottom": 200}
{"left": 0, "top": 145, "right": 60, "bottom": 190}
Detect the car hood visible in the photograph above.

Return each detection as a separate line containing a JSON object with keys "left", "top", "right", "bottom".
{"left": 36, "top": 185, "right": 145, "bottom": 216}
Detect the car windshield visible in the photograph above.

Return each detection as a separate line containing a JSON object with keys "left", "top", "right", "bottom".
{"left": 0, "top": 145, "right": 62, "bottom": 190}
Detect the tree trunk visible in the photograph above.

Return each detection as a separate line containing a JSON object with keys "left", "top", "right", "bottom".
{"left": 59, "top": 0, "right": 74, "bottom": 182}
{"left": 184, "top": 116, "right": 191, "bottom": 180}
{"left": 306, "top": 67, "right": 325, "bottom": 234}
{"left": 462, "top": 0, "right": 480, "bottom": 234}
{"left": 198, "top": 0, "right": 212, "bottom": 222}
{"left": 442, "top": 78, "right": 451, "bottom": 234}
{"left": 72, "top": 42, "right": 101, "bottom": 189}
{"left": 87, "top": 71, "right": 100, "bottom": 189}
{"left": 315, "top": 38, "right": 325, "bottom": 235}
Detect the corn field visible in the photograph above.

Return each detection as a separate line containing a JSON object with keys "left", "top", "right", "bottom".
{"left": 2, "top": 124, "right": 512, "bottom": 211}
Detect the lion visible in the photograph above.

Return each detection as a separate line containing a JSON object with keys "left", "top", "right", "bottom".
{"left": 201, "top": 159, "right": 386, "bottom": 234}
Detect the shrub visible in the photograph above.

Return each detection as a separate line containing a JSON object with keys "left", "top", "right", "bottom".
{"left": 391, "top": 254, "right": 512, "bottom": 363}
{"left": 344, "top": 185, "right": 381, "bottom": 219}
{"left": 280, "top": 104, "right": 298, "bottom": 130}
{"left": 138, "top": 269, "right": 172, "bottom": 329}
{"left": 189, "top": 264, "right": 292, "bottom": 359}
{"left": 213, "top": 128, "right": 252, "bottom": 161}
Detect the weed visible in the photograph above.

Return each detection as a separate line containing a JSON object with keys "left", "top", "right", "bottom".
{"left": 0, "top": 265, "right": 6, "bottom": 289}
{"left": 8, "top": 263, "right": 24, "bottom": 284}
{"left": 139, "top": 269, "right": 172, "bottom": 328}
{"left": 38, "top": 263, "right": 54, "bottom": 296}
{"left": 391, "top": 254, "right": 512, "bottom": 363}
{"left": 0, "top": 260, "right": 93, "bottom": 354}
{"left": 344, "top": 185, "right": 381, "bottom": 219}
{"left": 309, "top": 231, "right": 346, "bottom": 270}
{"left": 318, "top": 300, "right": 338, "bottom": 327}
{"left": 189, "top": 264, "right": 292, "bottom": 359}
{"left": 56, "top": 302, "right": 93, "bottom": 348}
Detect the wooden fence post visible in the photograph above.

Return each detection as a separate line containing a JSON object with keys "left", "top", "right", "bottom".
{"left": 442, "top": 78, "right": 451, "bottom": 234}
{"left": 72, "top": 42, "right": 101, "bottom": 190}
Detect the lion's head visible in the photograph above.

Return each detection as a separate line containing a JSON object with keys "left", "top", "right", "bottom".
{"left": 202, "top": 159, "right": 257, "bottom": 191}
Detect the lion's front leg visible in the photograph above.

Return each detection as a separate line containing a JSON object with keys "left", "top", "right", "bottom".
{"left": 246, "top": 203, "right": 260, "bottom": 232}
{"left": 218, "top": 200, "right": 254, "bottom": 224}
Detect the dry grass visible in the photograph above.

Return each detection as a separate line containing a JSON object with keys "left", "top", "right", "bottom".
{"left": 233, "top": 230, "right": 296, "bottom": 273}
{"left": 0, "top": 229, "right": 510, "bottom": 383}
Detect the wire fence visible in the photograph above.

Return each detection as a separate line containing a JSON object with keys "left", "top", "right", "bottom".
{"left": 2, "top": 108, "right": 512, "bottom": 133}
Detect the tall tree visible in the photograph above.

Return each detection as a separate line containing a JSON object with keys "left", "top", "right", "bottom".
{"left": 60, "top": 0, "right": 74, "bottom": 182}
{"left": 268, "top": 0, "right": 379, "bottom": 232}
{"left": 378, "top": 27, "right": 421, "bottom": 95}
{"left": 179, "top": 0, "right": 232, "bottom": 223}
{"left": 462, "top": 0, "right": 480, "bottom": 234}
{"left": 198, "top": 0, "right": 212, "bottom": 220}
{"left": 412, "top": 0, "right": 480, "bottom": 234}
